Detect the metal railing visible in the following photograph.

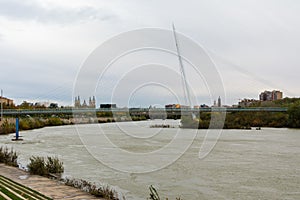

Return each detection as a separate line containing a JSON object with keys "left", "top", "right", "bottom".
{"left": 0, "top": 107, "right": 288, "bottom": 116}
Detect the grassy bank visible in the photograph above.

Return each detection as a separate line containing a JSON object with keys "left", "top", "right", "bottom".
{"left": 0, "top": 117, "right": 69, "bottom": 135}
{"left": 0, "top": 116, "right": 147, "bottom": 135}
{"left": 181, "top": 110, "right": 293, "bottom": 129}
{"left": 181, "top": 111, "right": 289, "bottom": 129}
{"left": 181, "top": 98, "right": 300, "bottom": 129}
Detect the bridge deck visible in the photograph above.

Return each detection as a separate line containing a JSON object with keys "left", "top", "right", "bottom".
{"left": 1, "top": 107, "right": 288, "bottom": 116}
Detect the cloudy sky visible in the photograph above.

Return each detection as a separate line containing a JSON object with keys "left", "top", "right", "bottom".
{"left": 0, "top": 0, "right": 299, "bottom": 107}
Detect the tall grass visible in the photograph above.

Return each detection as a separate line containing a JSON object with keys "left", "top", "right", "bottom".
{"left": 27, "top": 156, "right": 64, "bottom": 177}
{"left": 0, "top": 117, "right": 67, "bottom": 135}
{"left": 0, "top": 119, "right": 15, "bottom": 135}
{"left": 0, "top": 146, "right": 18, "bottom": 167}
{"left": 64, "top": 177, "right": 121, "bottom": 200}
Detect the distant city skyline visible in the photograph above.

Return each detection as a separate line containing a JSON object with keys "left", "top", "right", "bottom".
{"left": 0, "top": 0, "right": 299, "bottom": 106}
{"left": 0, "top": 89, "right": 286, "bottom": 109}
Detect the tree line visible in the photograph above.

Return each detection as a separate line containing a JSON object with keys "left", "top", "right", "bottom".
{"left": 181, "top": 98, "right": 300, "bottom": 129}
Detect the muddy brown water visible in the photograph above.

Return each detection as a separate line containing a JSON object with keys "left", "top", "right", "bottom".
{"left": 1, "top": 120, "right": 299, "bottom": 199}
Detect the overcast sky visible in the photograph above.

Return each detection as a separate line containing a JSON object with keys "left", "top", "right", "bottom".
{"left": 0, "top": 0, "right": 299, "bottom": 107}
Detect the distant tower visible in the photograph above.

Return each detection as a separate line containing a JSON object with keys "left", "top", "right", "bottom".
{"left": 75, "top": 96, "right": 81, "bottom": 108}
{"left": 89, "top": 97, "right": 92, "bottom": 107}
{"left": 218, "top": 96, "right": 222, "bottom": 107}
{"left": 82, "top": 100, "right": 87, "bottom": 107}
{"left": 88, "top": 96, "right": 96, "bottom": 108}
{"left": 213, "top": 100, "right": 217, "bottom": 107}
{"left": 92, "top": 96, "right": 96, "bottom": 108}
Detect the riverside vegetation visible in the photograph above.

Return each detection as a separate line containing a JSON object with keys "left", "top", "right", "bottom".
{"left": 0, "top": 117, "right": 68, "bottom": 135}
{"left": 181, "top": 98, "right": 300, "bottom": 129}
{"left": 63, "top": 177, "right": 121, "bottom": 199}
{"left": 0, "top": 146, "right": 123, "bottom": 200}
{"left": 27, "top": 156, "right": 64, "bottom": 177}
{"left": 1, "top": 146, "right": 183, "bottom": 199}
{"left": 28, "top": 156, "right": 121, "bottom": 199}
{"left": 2, "top": 98, "right": 299, "bottom": 134}
{"left": 0, "top": 146, "right": 18, "bottom": 167}
{"left": 0, "top": 114, "right": 148, "bottom": 135}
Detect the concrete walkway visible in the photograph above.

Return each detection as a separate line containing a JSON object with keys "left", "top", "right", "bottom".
{"left": 0, "top": 164, "right": 101, "bottom": 199}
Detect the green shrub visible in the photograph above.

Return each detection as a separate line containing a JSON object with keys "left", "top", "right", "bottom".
{"left": 131, "top": 116, "right": 147, "bottom": 121}
{"left": 33, "top": 119, "right": 45, "bottom": 128}
{"left": 90, "top": 185, "right": 116, "bottom": 199}
{"left": 47, "top": 117, "right": 64, "bottom": 126}
{"left": 28, "top": 156, "right": 47, "bottom": 176}
{"left": 180, "top": 116, "right": 199, "bottom": 128}
{"left": 45, "top": 156, "right": 64, "bottom": 174}
{"left": 64, "top": 177, "right": 119, "bottom": 199}
{"left": 19, "top": 119, "right": 31, "bottom": 130}
{"left": 288, "top": 102, "right": 300, "bottom": 128}
{"left": 0, "top": 146, "right": 18, "bottom": 167}
{"left": 28, "top": 156, "right": 64, "bottom": 176}
{"left": 0, "top": 119, "right": 15, "bottom": 134}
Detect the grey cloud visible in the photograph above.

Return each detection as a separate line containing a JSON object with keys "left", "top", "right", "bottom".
{"left": 1, "top": 0, "right": 299, "bottom": 106}
{"left": 0, "top": 0, "right": 118, "bottom": 24}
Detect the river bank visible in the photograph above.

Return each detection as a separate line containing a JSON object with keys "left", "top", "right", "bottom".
{"left": 0, "top": 164, "right": 101, "bottom": 199}
{"left": 0, "top": 116, "right": 147, "bottom": 135}
{"left": 181, "top": 111, "right": 291, "bottom": 129}
{"left": 1, "top": 122, "right": 299, "bottom": 199}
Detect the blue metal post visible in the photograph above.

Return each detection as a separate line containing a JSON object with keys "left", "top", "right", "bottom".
{"left": 16, "top": 118, "right": 19, "bottom": 140}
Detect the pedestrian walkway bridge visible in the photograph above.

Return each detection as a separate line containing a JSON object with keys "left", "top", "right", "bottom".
{"left": 1, "top": 107, "right": 288, "bottom": 116}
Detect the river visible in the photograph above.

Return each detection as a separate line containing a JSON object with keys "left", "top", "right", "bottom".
{"left": 0, "top": 120, "right": 299, "bottom": 199}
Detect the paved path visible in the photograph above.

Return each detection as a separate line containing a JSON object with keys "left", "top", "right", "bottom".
{"left": 0, "top": 164, "right": 101, "bottom": 199}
